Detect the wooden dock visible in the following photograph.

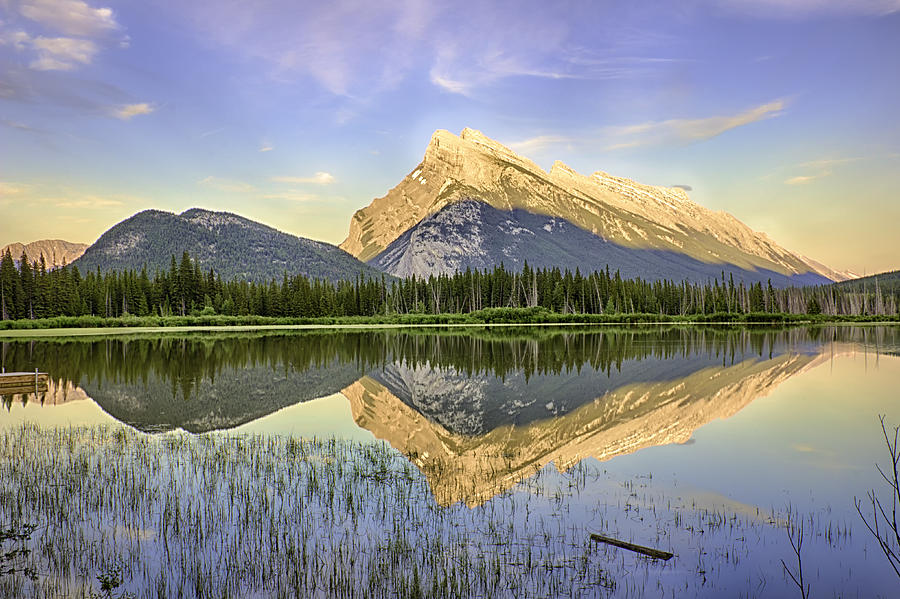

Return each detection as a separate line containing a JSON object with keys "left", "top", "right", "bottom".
{"left": 0, "top": 371, "right": 49, "bottom": 396}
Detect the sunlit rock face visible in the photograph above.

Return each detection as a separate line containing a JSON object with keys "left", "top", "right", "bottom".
{"left": 1, "top": 240, "right": 88, "bottom": 269}
{"left": 343, "top": 351, "right": 823, "bottom": 507}
{"left": 341, "top": 128, "right": 845, "bottom": 283}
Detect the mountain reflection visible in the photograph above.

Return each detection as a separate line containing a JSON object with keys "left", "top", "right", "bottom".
{"left": 2, "top": 326, "right": 897, "bottom": 503}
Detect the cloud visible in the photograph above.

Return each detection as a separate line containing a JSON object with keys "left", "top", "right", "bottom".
{"left": 175, "top": 1, "right": 436, "bottom": 98}
{"left": 1, "top": 118, "right": 47, "bottom": 133}
{"left": 0, "top": 63, "right": 140, "bottom": 117}
{"left": 54, "top": 195, "right": 122, "bottom": 208}
{"left": 28, "top": 37, "right": 98, "bottom": 71}
{"left": 261, "top": 191, "right": 319, "bottom": 202}
{"left": 495, "top": 99, "right": 787, "bottom": 158}
{"left": 784, "top": 156, "right": 860, "bottom": 185}
{"left": 198, "top": 127, "right": 224, "bottom": 138}
{"left": 797, "top": 157, "right": 860, "bottom": 169}
{"left": 1, "top": 0, "right": 125, "bottom": 74}
{"left": 272, "top": 172, "right": 336, "bottom": 185}
{"left": 426, "top": 3, "right": 690, "bottom": 96}
{"left": 258, "top": 145, "right": 273, "bottom": 152}
{"left": 0, "top": 181, "right": 32, "bottom": 196}
{"left": 0, "top": 30, "right": 32, "bottom": 50}
{"left": 113, "top": 102, "right": 154, "bottom": 119}
{"left": 430, "top": 48, "right": 580, "bottom": 96}
{"left": 427, "top": 7, "right": 574, "bottom": 96}
{"left": 505, "top": 134, "right": 574, "bottom": 155}
{"left": 198, "top": 176, "right": 255, "bottom": 193}
{"left": 784, "top": 175, "right": 818, "bottom": 185}
{"left": 6, "top": 33, "right": 99, "bottom": 70}
{"left": 605, "top": 99, "right": 786, "bottom": 149}
{"left": 711, "top": 0, "right": 900, "bottom": 18}
{"left": 671, "top": 184, "right": 693, "bottom": 191}
{"left": 18, "top": 0, "right": 120, "bottom": 37}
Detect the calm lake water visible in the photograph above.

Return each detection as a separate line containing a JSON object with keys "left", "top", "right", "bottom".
{"left": 1, "top": 325, "right": 899, "bottom": 597}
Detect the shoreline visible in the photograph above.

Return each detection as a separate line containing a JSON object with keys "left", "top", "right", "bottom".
{"left": 1, "top": 318, "right": 897, "bottom": 339}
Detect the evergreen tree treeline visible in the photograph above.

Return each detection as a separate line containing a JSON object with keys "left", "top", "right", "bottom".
{"left": 0, "top": 249, "right": 897, "bottom": 321}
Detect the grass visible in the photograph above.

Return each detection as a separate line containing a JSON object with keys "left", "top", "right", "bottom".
{"left": 0, "top": 310, "right": 897, "bottom": 339}
{"left": 0, "top": 424, "right": 869, "bottom": 598}
{"left": 0, "top": 308, "right": 898, "bottom": 335}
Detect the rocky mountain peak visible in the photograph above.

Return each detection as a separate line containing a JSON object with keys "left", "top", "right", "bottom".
{"left": 341, "top": 127, "right": 846, "bottom": 282}
{"left": 1, "top": 239, "right": 89, "bottom": 269}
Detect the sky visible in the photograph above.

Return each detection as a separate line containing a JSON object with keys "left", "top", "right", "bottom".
{"left": 1, "top": 0, "right": 898, "bottom": 275}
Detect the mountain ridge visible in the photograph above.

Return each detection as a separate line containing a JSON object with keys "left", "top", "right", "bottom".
{"left": 370, "top": 200, "right": 832, "bottom": 286}
{"left": 72, "top": 207, "right": 382, "bottom": 282}
{"left": 341, "top": 128, "right": 847, "bottom": 283}
{"left": 1, "top": 240, "right": 88, "bottom": 269}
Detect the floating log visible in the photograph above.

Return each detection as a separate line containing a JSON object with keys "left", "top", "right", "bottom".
{"left": 590, "top": 533, "right": 674, "bottom": 561}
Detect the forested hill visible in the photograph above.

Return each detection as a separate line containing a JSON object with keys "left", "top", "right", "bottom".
{"left": 833, "top": 270, "right": 900, "bottom": 294}
{"left": 71, "top": 208, "right": 383, "bottom": 283}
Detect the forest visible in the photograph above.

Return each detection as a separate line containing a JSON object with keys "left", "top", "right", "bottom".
{"left": 1, "top": 248, "right": 897, "bottom": 324}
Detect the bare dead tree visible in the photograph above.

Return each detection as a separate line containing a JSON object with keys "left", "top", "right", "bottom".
{"left": 855, "top": 415, "right": 900, "bottom": 579}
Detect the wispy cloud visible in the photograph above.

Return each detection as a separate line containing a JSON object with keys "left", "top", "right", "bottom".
{"left": 198, "top": 127, "right": 224, "bottom": 138}
{"left": 272, "top": 172, "right": 335, "bottom": 185}
{"left": 18, "top": 0, "right": 121, "bottom": 37}
{"left": 784, "top": 156, "right": 860, "bottom": 185}
{"left": 258, "top": 144, "right": 273, "bottom": 152}
{"left": 198, "top": 176, "right": 255, "bottom": 193}
{"left": 176, "top": 1, "right": 436, "bottom": 98}
{"left": 428, "top": 6, "right": 573, "bottom": 96}
{"left": 499, "top": 100, "right": 787, "bottom": 157}
{"left": 505, "top": 135, "right": 574, "bottom": 155}
{"left": 784, "top": 175, "right": 819, "bottom": 185}
{"left": 0, "top": 181, "right": 32, "bottom": 196}
{"left": 1, "top": 119, "right": 47, "bottom": 134}
{"left": 797, "top": 157, "right": 861, "bottom": 169}
{"left": 261, "top": 191, "right": 319, "bottom": 202}
{"left": 605, "top": 99, "right": 787, "bottom": 149}
{"left": 427, "top": 4, "right": 689, "bottom": 96}
{"left": 113, "top": 102, "right": 154, "bottom": 120}
{"left": 711, "top": 0, "right": 900, "bottom": 18}
{"left": 54, "top": 195, "right": 123, "bottom": 208}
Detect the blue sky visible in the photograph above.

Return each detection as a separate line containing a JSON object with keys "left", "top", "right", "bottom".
{"left": 1, "top": 0, "right": 898, "bottom": 273}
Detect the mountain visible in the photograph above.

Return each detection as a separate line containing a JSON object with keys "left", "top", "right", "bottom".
{"left": 83, "top": 360, "right": 361, "bottom": 433}
{"left": 342, "top": 128, "right": 845, "bottom": 286}
{"left": 833, "top": 269, "right": 900, "bottom": 294}
{"left": 1, "top": 240, "right": 88, "bottom": 269}
{"left": 72, "top": 208, "right": 383, "bottom": 282}
{"left": 343, "top": 351, "right": 824, "bottom": 507}
{"left": 371, "top": 200, "right": 828, "bottom": 286}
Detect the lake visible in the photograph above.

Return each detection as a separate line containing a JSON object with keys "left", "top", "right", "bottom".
{"left": 1, "top": 325, "right": 898, "bottom": 597}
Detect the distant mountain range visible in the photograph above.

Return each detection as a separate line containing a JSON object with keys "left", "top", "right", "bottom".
{"left": 71, "top": 208, "right": 381, "bottom": 282}
{"left": 12, "top": 128, "right": 863, "bottom": 286}
{"left": 1, "top": 240, "right": 88, "bottom": 269}
{"left": 343, "top": 128, "right": 850, "bottom": 286}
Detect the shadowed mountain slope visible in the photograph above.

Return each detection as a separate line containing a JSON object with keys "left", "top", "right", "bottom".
{"left": 370, "top": 200, "right": 830, "bottom": 287}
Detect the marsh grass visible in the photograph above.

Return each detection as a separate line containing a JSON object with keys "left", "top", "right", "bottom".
{"left": 0, "top": 425, "right": 870, "bottom": 598}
